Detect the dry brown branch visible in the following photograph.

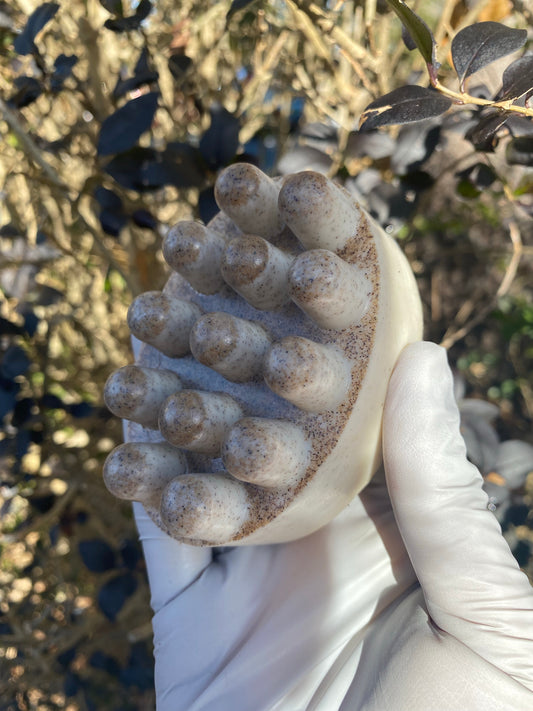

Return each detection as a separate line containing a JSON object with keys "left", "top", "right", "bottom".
{"left": 440, "top": 221, "right": 523, "bottom": 349}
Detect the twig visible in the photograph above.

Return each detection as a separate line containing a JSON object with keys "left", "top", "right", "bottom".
{"left": 432, "top": 79, "right": 533, "bottom": 117}
{"left": 439, "top": 221, "right": 523, "bottom": 349}
{"left": 0, "top": 99, "right": 67, "bottom": 190}
{"left": 2, "top": 482, "right": 80, "bottom": 544}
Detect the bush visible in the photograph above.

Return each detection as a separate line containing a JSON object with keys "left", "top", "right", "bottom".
{"left": 1, "top": 1, "right": 532, "bottom": 707}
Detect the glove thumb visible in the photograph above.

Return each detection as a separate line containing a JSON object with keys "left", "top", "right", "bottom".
{"left": 383, "top": 342, "right": 533, "bottom": 692}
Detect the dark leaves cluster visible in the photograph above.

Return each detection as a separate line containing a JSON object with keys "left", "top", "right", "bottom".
{"left": 93, "top": 186, "right": 157, "bottom": 237}
{"left": 360, "top": 5, "right": 533, "bottom": 199}
{"left": 0, "top": 227, "right": 96, "bottom": 472}
{"left": 361, "top": 7, "right": 531, "bottom": 142}
{"left": 78, "top": 538, "right": 144, "bottom": 620}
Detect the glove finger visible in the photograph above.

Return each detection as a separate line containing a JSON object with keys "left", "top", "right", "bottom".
{"left": 134, "top": 502, "right": 211, "bottom": 612}
{"left": 122, "top": 392, "right": 212, "bottom": 613}
{"left": 383, "top": 341, "right": 533, "bottom": 692}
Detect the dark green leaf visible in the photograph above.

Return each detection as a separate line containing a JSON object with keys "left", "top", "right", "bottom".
{"left": 12, "top": 397, "right": 35, "bottom": 427}
{"left": 104, "top": 0, "right": 151, "bottom": 32}
{"left": 457, "top": 162, "right": 497, "bottom": 190}
{"left": 8, "top": 76, "right": 43, "bottom": 108}
{"left": 131, "top": 209, "right": 157, "bottom": 230}
{"left": 0, "top": 317, "right": 23, "bottom": 336}
{"left": 79, "top": 540, "right": 116, "bottom": 572}
{"left": 168, "top": 54, "right": 193, "bottom": 80}
{"left": 384, "top": 0, "right": 435, "bottom": 65}
{"left": 465, "top": 111, "right": 510, "bottom": 150}
{"left": 113, "top": 49, "right": 158, "bottom": 98}
{"left": 104, "top": 145, "right": 205, "bottom": 191}
{"left": 451, "top": 22, "right": 527, "bottom": 88}
{"left": 0, "top": 378, "right": 19, "bottom": 419}
{"left": 13, "top": 2, "right": 59, "bottom": 55}
{"left": 497, "top": 55, "right": 533, "bottom": 103}
{"left": 227, "top": 0, "right": 259, "bottom": 21}
{"left": 51, "top": 54, "right": 78, "bottom": 92}
{"left": 98, "top": 208, "right": 128, "bottom": 237}
{"left": 456, "top": 178, "right": 481, "bottom": 199}
{"left": 1, "top": 345, "right": 31, "bottom": 379}
{"left": 134, "top": 47, "right": 151, "bottom": 76}
{"left": 506, "top": 136, "right": 533, "bottom": 166}
{"left": 198, "top": 187, "right": 219, "bottom": 223}
{"left": 94, "top": 186, "right": 122, "bottom": 210}
{"left": 97, "top": 92, "right": 159, "bottom": 156}
{"left": 89, "top": 651, "right": 121, "bottom": 677}
{"left": 99, "top": 0, "right": 123, "bottom": 15}
{"left": 98, "top": 573, "right": 137, "bottom": 621}
{"left": 360, "top": 85, "right": 452, "bottom": 130}
{"left": 199, "top": 107, "right": 240, "bottom": 169}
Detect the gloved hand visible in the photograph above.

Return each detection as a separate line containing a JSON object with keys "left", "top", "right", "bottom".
{"left": 128, "top": 341, "right": 533, "bottom": 711}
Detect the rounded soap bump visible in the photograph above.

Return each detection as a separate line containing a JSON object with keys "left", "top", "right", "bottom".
{"left": 163, "top": 221, "right": 226, "bottom": 295}
{"left": 103, "top": 442, "right": 188, "bottom": 506}
{"left": 289, "top": 249, "right": 370, "bottom": 329}
{"left": 222, "top": 417, "right": 310, "bottom": 488}
{"left": 160, "top": 473, "right": 250, "bottom": 543}
{"left": 127, "top": 291, "right": 202, "bottom": 358}
{"left": 159, "top": 390, "right": 243, "bottom": 455}
{"left": 190, "top": 312, "right": 271, "bottom": 382}
{"left": 104, "top": 365, "right": 182, "bottom": 429}
{"left": 221, "top": 235, "right": 293, "bottom": 310}
{"left": 214, "top": 163, "right": 282, "bottom": 239}
{"left": 264, "top": 336, "right": 352, "bottom": 412}
{"left": 278, "top": 171, "right": 361, "bottom": 252}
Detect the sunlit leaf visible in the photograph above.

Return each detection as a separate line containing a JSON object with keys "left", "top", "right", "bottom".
{"left": 97, "top": 92, "right": 159, "bottom": 156}
{"left": 451, "top": 22, "right": 527, "bottom": 88}
{"left": 384, "top": 0, "right": 436, "bottom": 65}
{"left": 13, "top": 2, "right": 59, "bottom": 55}
{"left": 360, "top": 85, "right": 451, "bottom": 130}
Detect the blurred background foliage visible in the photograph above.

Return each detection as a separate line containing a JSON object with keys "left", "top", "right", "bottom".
{"left": 0, "top": 0, "right": 532, "bottom": 708}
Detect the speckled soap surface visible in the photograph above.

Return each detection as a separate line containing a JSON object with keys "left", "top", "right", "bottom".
{"left": 103, "top": 164, "right": 423, "bottom": 546}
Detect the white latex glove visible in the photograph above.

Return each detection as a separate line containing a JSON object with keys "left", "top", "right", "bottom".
{"left": 129, "top": 342, "right": 533, "bottom": 710}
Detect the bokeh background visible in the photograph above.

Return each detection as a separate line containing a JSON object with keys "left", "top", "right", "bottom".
{"left": 1, "top": 0, "right": 532, "bottom": 708}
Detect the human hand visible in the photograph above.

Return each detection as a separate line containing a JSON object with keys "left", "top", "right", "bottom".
{"left": 130, "top": 341, "right": 533, "bottom": 710}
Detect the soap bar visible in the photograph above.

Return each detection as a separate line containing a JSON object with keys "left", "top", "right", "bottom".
{"left": 104, "top": 165, "right": 423, "bottom": 546}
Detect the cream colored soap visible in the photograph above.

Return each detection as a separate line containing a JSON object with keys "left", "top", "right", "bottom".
{"left": 103, "top": 165, "right": 423, "bottom": 546}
